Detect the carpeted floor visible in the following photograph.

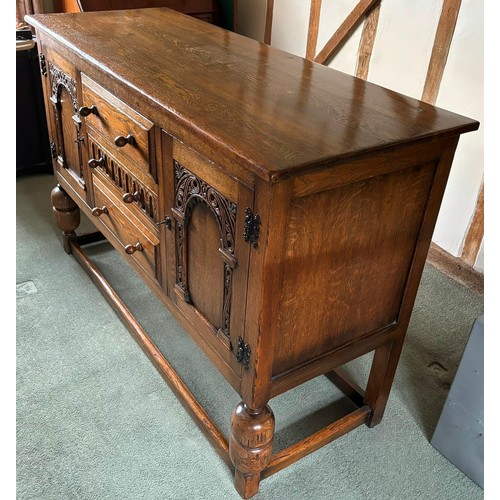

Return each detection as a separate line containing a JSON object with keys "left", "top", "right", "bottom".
{"left": 17, "top": 173, "right": 484, "bottom": 500}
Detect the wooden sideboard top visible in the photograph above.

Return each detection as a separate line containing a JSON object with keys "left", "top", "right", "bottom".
{"left": 27, "top": 8, "right": 479, "bottom": 181}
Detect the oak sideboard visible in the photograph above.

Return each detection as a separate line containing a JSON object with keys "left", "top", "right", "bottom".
{"left": 27, "top": 8, "right": 479, "bottom": 498}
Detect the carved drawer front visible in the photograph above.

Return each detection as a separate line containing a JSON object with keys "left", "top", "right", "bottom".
{"left": 88, "top": 132, "right": 159, "bottom": 228}
{"left": 165, "top": 139, "right": 255, "bottom": 377}
{"left": 92, "top": 174, "right": 160, "bottom": 282}
{"left": 81, "top": 74, "right": 154, "bottom": 179}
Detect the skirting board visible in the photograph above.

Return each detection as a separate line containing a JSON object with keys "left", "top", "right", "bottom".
{"left": 426, "top": 243, "right": 483, "bottom": 295}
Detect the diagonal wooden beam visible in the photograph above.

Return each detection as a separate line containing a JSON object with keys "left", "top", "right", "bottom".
{"left": 422, "top": 0, "right": 462, "bottom": 104}
{"left": 355, "top": 2, "right": 381, "bottom": 79}
{"left": 314, "top": 0, "right": 380, "bottom": 66}
{"left": 461, "top": 181, "right": 484, "bottom": 266}
{"left": 306, "top": 0, "right": 323, "bottom": 60}
{"left": 264, "top": 0, "right": 275, "bottom": 45}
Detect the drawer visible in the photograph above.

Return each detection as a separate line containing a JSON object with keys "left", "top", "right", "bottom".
{"left": 81, "top": 74, "right": 154, "bottom": 178}
{"left": 91, "top": 174, "right": 160, "bottom": 282}
{"left": 88, "top": 132, "right": 159, "bottom": 227}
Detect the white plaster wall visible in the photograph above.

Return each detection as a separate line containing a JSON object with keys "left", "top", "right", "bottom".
{"left": 237, "top": 0, "right": 484, "bottom": 263}
{"left": 432, "top": 0, "right": 484, "bottom": 255}
{"left": 272, "top": 0, "right": 310, "bottom": 56}
{"left": 367, "top": 0, "right": 442, "bottom": 97}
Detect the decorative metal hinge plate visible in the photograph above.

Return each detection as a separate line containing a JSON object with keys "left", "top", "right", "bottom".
{"left": 39, "top": 54, "right": 47, "bottom": 77}
{"left": 243, "top": 208, "right": 260, "bottom": 248}
{"left": 157, "top": 216, "right": 172, "bottom": 230}
{"left": 50, "top": 141, "right": 57, "bottom": 159}
{"left": 236, "top": 336, "right": 251, "bottom": 370}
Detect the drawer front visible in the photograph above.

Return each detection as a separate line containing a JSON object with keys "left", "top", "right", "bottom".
{"left": 81, "top": 74, "right": 154, "bottom": 178}
{"left": 92, "top": 175, "right": 159, "bottom": 281}
{"left": 88, "top": 132, "right": 159, "bottom": 227}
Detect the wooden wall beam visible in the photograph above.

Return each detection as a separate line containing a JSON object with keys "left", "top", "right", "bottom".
{"left": 306, "top": 0, "right": 323, "bottom": 60}
{"left": 314, "top": 0, "right": 380, "bottom": 66}
{"left": 461, "top": 181, "right": 484, "bottom": 267}
{"left": 422, "top": 0, "right": 483, "bottom": 273}
{"left": 264, "top": 0, "right": 275, "bottom": 45}
{"left": 355, "top": 2, "right": 381, "bottom": 79}
{"left": 233, "top": 0, "right": 239, "bottom": 33}
{"left": 422, "top": 0, "right": 462, "bottom": 104}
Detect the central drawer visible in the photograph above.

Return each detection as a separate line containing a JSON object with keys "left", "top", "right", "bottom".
{"left": 91, "top": 174, "right": 160, "bottom": 282}
{"left": 81, "top": 74, "right": 154, "bottom": 179}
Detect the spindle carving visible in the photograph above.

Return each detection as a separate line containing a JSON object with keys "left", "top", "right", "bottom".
{"left": 89, "top": 137, "right": 159, "bottom": 222}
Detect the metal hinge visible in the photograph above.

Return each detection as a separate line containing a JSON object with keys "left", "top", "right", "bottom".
{"left": 50, "top": 141, "right": 57, "bottom": 159}
{"left": 243, "top": 208, "right": 260, "bottom": 248}
{"left": 39, "top": 54, "right": 47, "bottom": 77}
{"left": 236, "top": 336, "right": 251, "bottom": 370}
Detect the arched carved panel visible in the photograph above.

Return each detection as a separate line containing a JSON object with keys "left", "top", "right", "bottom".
{"left": 49, "top": 63, "right": 79, "bottom": 112}
{"left": 48, "top": 62, "right": 84, "bottom": 186}
{"left": 172, "top": 161, "right": 237, "bottom": 342}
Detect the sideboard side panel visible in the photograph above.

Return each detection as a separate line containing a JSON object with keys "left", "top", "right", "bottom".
{"left": 272, "top": 151, "right": 440, "bottom": 378}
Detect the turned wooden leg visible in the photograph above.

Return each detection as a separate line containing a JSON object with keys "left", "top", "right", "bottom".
{"left": 51, "top": 184, "right": 80, "bottom": 254}
{"left": 364, "top": 336, "right": 405, "bottom": 427}
{"left": 229, "top": 402, "right": 275, "bottom": 499}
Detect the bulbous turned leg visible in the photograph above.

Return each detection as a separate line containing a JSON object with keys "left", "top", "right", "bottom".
{"left": 229, "top": 402, "right": 275, "bottom": 499}
{"left": 51, "top": 184, "right": 80, "bottom": 254}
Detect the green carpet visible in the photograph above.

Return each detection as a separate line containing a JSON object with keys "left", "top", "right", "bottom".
{"left": 17, "top": 173, "right": 484, "bottom": 499}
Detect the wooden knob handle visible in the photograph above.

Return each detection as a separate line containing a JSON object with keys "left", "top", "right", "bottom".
{"left": 122, "top": 191, "right": 141, "bottom": 204}
{"left": 79, "top": 105, "right": 98, "bottom": 117}
{"left": 124, "top": 242, "right": 143, "bottom": 254}
{"left": 91, "top": 206, "right": 108, "bottom": 217}
{"left": 88, "top": 157, "right": 105, "bottom": 169}
{"left": 114, "top": 134, "right": 135, "bottom": 147}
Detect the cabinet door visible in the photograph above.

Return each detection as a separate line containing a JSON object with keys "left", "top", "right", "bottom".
{"left": 42, "top": 47, "right": 86, "bottom": 197}
{"left": 164, "top": 139, "right": 254, "bottom": 377}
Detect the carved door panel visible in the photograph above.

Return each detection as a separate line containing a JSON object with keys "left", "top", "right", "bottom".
{"left": 165, "top": 141, "right": 255, "bottom": 377}
{"left": 43, "top": 50, "right": 86, "bottom": 196}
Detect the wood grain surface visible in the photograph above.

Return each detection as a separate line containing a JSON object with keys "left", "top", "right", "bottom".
{"left": 305, "top": 0, "right": 322, "bottom": 60}
{"left": 355, "top": 2, "right": 380, "bottom": 80}
{"left": 273, "top": 161, "right": 436, "bottom": 376}
{"left": 460, "top": 181, "right": 483, "bottom": 266}
{"left": 27, "top": 8, "right": 478, "bottom": 181}
{"left": 422, "top": 0, "right": 462, "bottom": 105}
